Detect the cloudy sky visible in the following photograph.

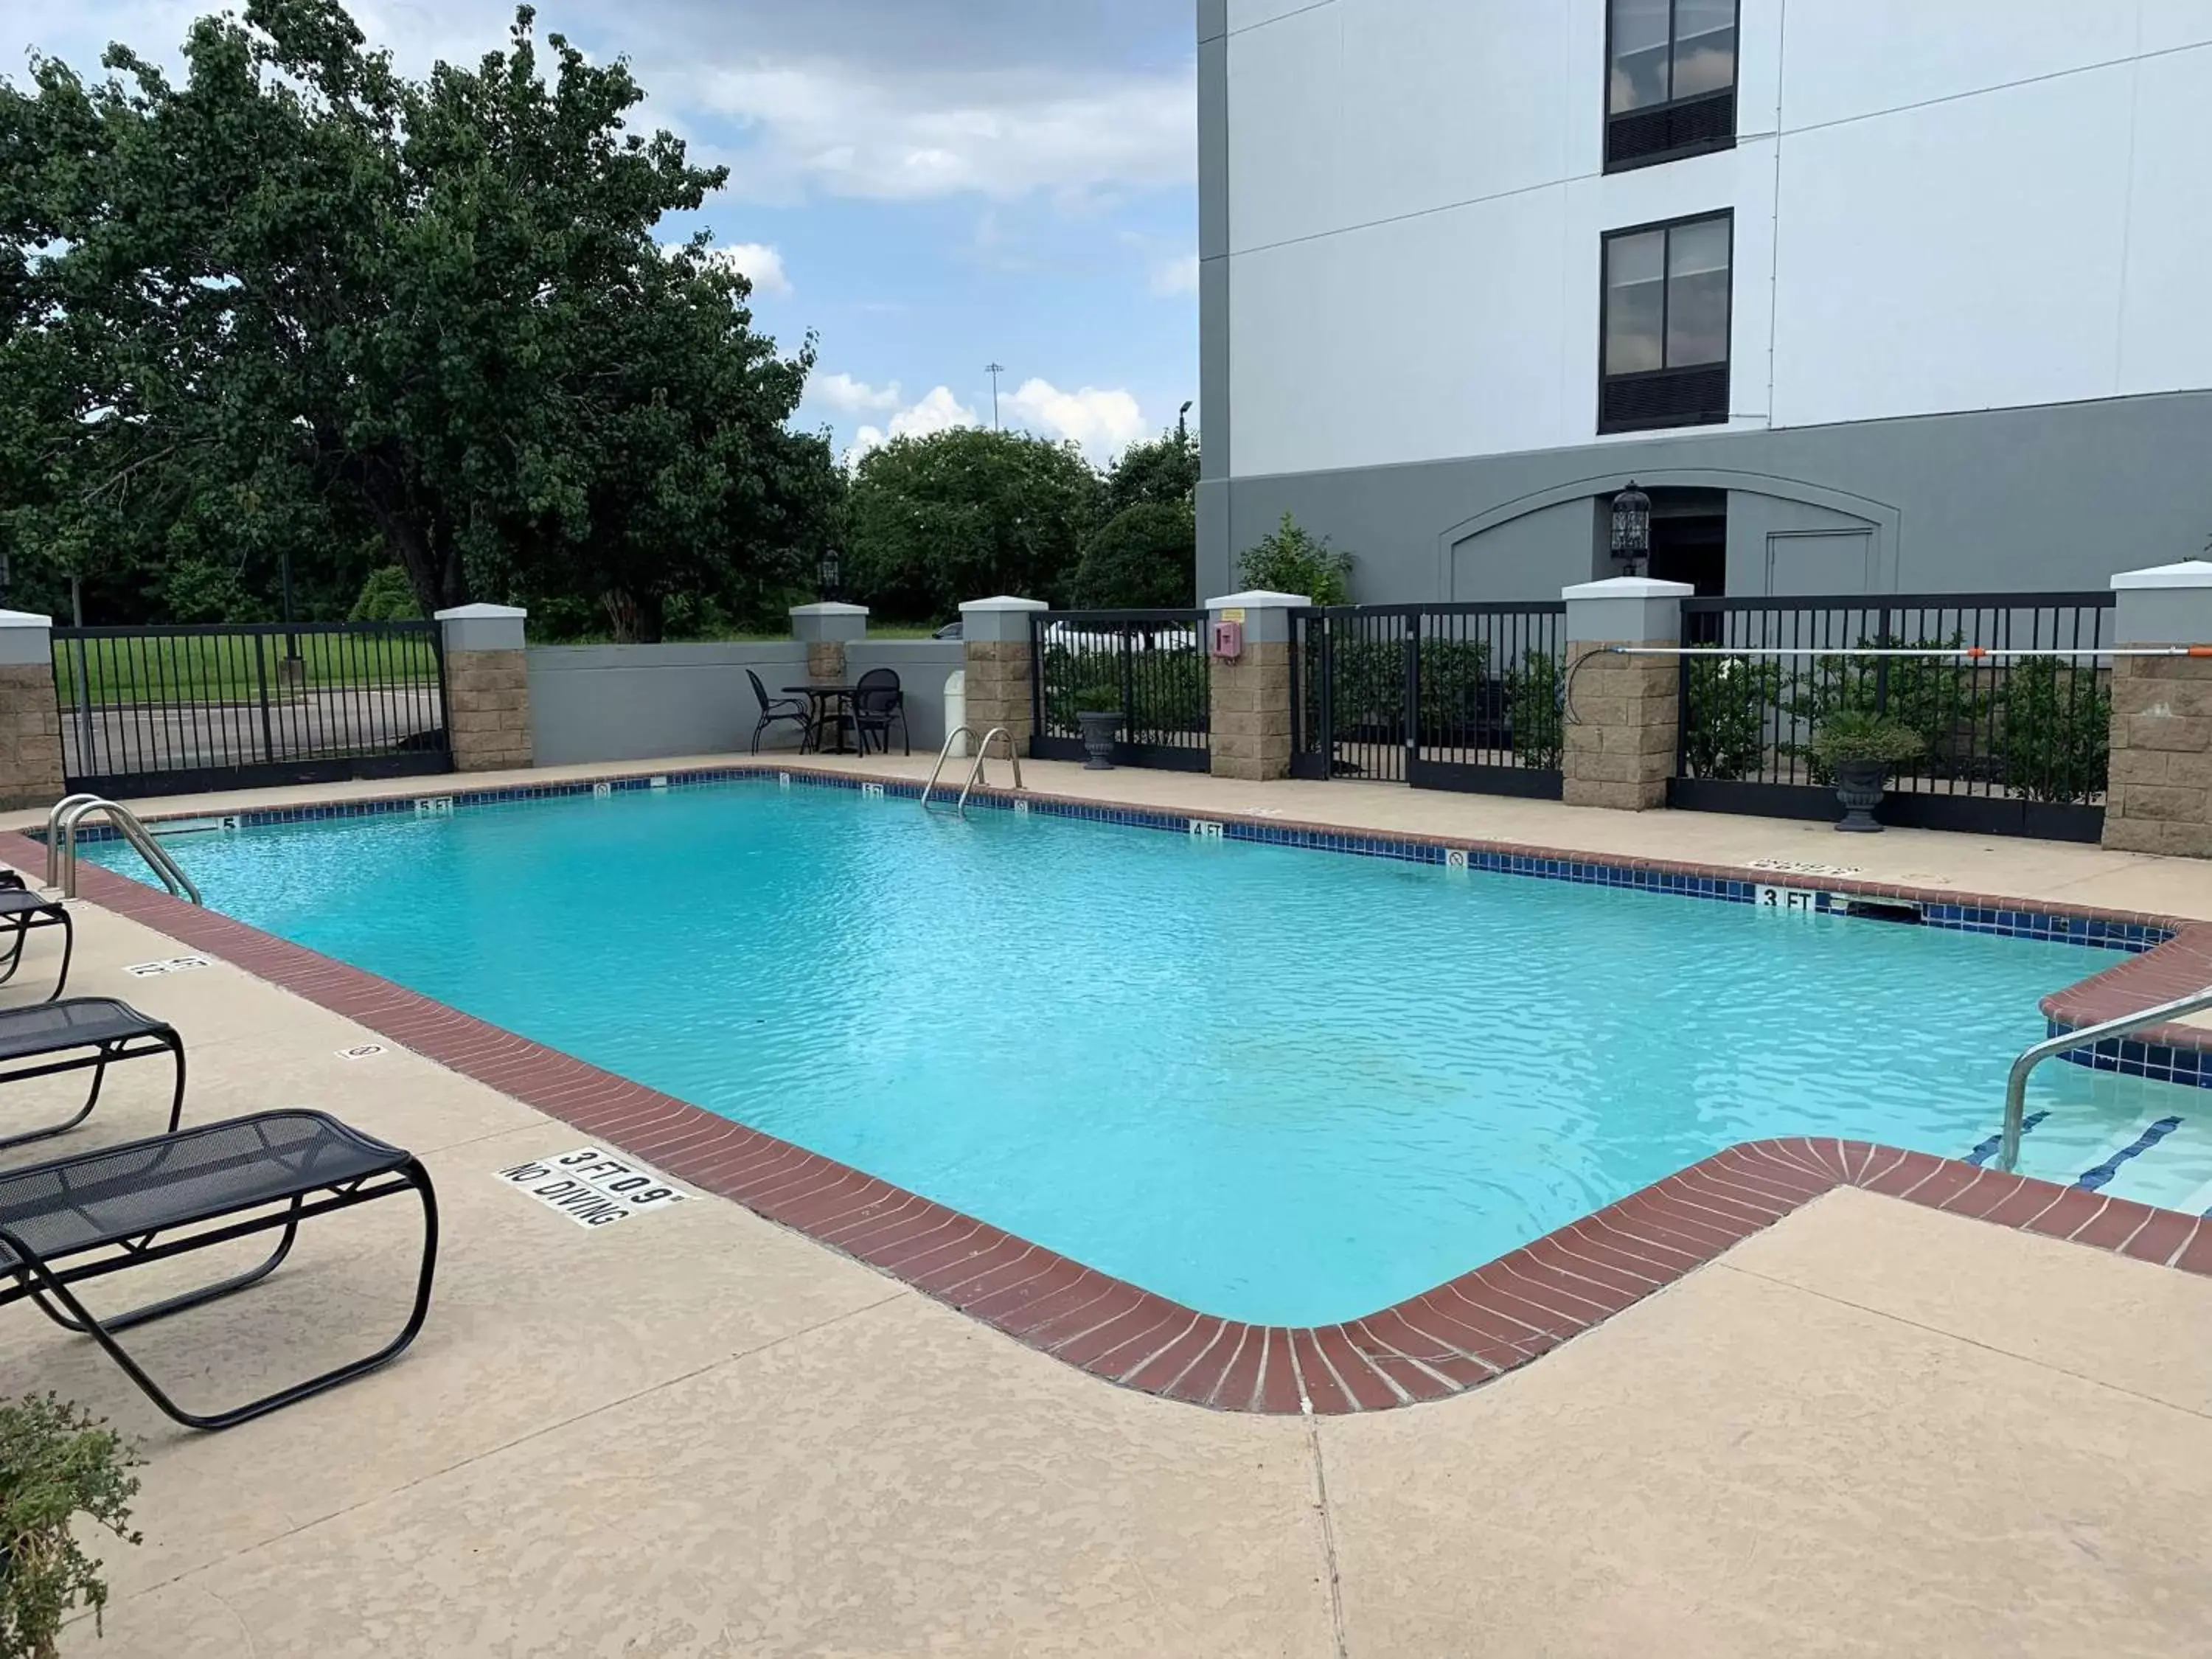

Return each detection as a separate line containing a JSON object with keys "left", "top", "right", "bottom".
{"left": 1, "top": 0, "right": 1199, "bottom": 462}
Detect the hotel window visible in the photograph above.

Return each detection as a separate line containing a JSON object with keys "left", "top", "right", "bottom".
{"left": 1600, "top": 212, "right": 1732, "bottom": 434}
{"left": 1606, "top": 0, "right": 1738, "bottom": 172}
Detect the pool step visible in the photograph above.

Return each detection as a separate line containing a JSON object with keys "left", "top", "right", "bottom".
{"left": 2089, "top": 1113, "right": 2212, "bottom": 1213}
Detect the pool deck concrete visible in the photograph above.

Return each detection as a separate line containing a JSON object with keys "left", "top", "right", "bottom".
{"left": 4, "top": 759, "right": 2211, "bottom": 1653}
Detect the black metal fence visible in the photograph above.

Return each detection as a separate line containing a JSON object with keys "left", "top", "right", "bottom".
{"left": 53, "top": 622, "right": 452, "bottom": 796}
{"left": 1669, "top": 592, "right": 2115, "bottom": 841}
{"left": 1291, "top": 603, "right": 1568, "bottom": 797}
{"left": 1029, "top": 610, "right": 1211, "bottom": 772}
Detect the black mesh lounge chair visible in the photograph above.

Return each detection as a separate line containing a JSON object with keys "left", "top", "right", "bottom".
{"left": 0, "top": 998, "right": 184, "bottom": 1153}
{"left": 748, "top": 669, "right": 812, "bottom": 754}
{"left": 0, "top": 1111, "right": 438, "bottom": 1430}
{"left": 0, "top": 871, "right": 72, "bottom": 1001}
{"left": 852, "top": 667, "right": 908, "bottom": 756}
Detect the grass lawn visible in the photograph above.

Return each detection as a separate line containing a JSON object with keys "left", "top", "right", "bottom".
{"left": 55, "top": 631, "right": 440, "bottom": 707}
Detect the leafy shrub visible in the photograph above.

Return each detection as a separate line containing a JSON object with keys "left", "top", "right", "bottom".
{"left": 1507, "top": 651, "right": 1565, "bottom": 770}
{"left": 2001, "top": 660, "right": 2110, "bottom": 803}
{"left": 1781, "top": 634, "right": 1987, "bottom": 780}
{"left": 1074, "top": 682, "right": 1123, "bottom": 716}
{"left": 1810, "top": 709, "right": 1925, "bottom": 771}
{"left": 0, "top": 1394, "right": 142, "bottom": 1659}
{"left": 1682, "top": 655, "right": 1783, "bottom": 779}
{"left": 1237, "top": 513, "right": 1353, "bottom": 607}
{"left": 348, "top": 566, "right": 422, "bottom": 622}
{"left": 1040, "top": 641, "right": 1208, "bottom": 737}
{"left": 1326, "top": 638, "right": 1490, "bottom": 738}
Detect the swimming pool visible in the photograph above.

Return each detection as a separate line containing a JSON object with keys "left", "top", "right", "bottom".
{"left": 93, "top": 779, "right": 2211, "bottom": 1324}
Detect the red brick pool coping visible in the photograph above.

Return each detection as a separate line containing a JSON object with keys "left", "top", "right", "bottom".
{"left": 13, "top": 807, "right": 2211, "bottom": 1416}
{"left": 2041, "top": 920, "right": 2212, "bottom": 1050}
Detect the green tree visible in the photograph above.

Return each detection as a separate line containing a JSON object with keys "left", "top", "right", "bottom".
{"left": 0, "top": 1, "right": 834, "bottom": 637}
{"left": 1068, "top": 501, "right": 1196, "bottom": 609}
{"left": 1068, "top": 420, "right": 1198, "bottom": 609}
{"left": 1237, "top": 512, "right": 1354, "bottom": 606}
{"left": 1098, "top": 420, "right": 1198, "bottom": 519}
{"left": 844, "top": 427, "right": 1101, "bottom": 622}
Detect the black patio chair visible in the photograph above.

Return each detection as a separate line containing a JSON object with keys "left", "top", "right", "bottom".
{"left": 852, "top": 667, "right": 908, "bottom": 756}
{"left": 748, "top": 669, "right": 812, "bottom": 754}
{"left": 0, "top": 872, "right": 73, "bottom": 1001}
{"left": 0, "top": 997, "right": 185, "bottom": 1153}
{"left": 0, "top": 1110, "right": 439, "bottom": 1431}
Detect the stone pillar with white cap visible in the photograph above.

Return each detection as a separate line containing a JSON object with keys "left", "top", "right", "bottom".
{"left": 1559, "top": 576, "right": 1694, "bottom": 812}
{"left": 789, "top": 601, "right": 869, "bottom": 686}
{"left": 0, "top": 610, "right": 63, "bottom": 810}
{"left": 435, "top": 603, "right": 532, "bottom": 773}
{"left": 2104, "top": 560, "right": 2212, "bottom": 857}
{"left": 1206, "top": 589, "right": 1309, "bottom": 782}
{"left": 959, "top": 596, "right": 1050, "bottom": 753}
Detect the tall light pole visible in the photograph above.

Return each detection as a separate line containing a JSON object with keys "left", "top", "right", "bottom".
{"left": 985, "top": 362, "right": 1005, "bottom": 430}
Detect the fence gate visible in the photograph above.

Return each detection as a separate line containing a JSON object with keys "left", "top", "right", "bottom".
{"left": 53, "top": 622, "right": 453, "bottom": 797}
{"left": 1668, "top": 591, "right": 2114, "bottom": 842}
{"left": 1290, "top": 603, "right": 1568, "bottom": 798}
{"left": 1029, "top": 610, "right": 1211, "bottom": 772}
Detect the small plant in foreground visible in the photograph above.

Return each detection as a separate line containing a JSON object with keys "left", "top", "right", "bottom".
{"left": 1, "top": 1394, "right": 143, "bottom": 1659}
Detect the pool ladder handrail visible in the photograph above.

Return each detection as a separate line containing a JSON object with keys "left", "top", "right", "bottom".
{"left": 919, "top": 726, "right": 1024, "bottom": 819}
{"left": 44, "top": 794, "right": 204, "bottom": 905}
{"left": 1999, "top": 981, "right": 2212, "bottom": 1171}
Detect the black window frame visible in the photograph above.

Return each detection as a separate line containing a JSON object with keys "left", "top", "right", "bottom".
{"left": 1598, "top": 209, "right": 1734, "bottom": 436}
{"left": 1603, "top": 0, "right": 1740, "bottom": 174}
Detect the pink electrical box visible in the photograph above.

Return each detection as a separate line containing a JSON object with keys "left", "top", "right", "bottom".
{"left": 1209, "top": 619, "right": 1245, "bottom": 661}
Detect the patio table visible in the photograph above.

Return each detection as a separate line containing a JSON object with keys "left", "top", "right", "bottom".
{"left": 785, "top": 685, "right": 861, "bottom": 755}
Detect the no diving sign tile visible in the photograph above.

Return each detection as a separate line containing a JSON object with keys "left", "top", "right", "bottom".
{"left": 494, "top": 1148, "right": 690, "bottom": 1230}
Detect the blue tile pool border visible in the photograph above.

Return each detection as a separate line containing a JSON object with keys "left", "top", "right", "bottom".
{"left": 41, "top": 761, "right": 2183, "bottom": 961}
{"left": 2043, "top": 1018, "right": 2212, "bottom": 1091}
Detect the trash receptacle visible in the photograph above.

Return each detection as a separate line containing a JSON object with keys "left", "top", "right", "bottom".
{"left": 943, "top": 670, "right": 967, "bottom": 758}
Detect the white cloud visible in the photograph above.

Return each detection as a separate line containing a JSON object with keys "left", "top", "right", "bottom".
{"left": 1005, "top": 378, "right": 1147, "bottom": 457}
{"left": 677, "top": 241, "right": 792, "bottom": 296}
{"left": 21, "top": 3, "right": 1194, "bottom": 206}
{"left": 672, "top": 62, "right": 1194, "bottom": 204}
{"left": 847, "top": 384, "right": 980, "bottom": 465}
{"left": 813, "top": 372, "right": 902, "bottom": 414}
{"left": 1150, "top": 253, "right": 1200, "bottom": 297}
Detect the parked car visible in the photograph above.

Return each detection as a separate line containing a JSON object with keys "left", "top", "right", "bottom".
{"left": 933, "top": 621, "right": 963, "bottom": 641}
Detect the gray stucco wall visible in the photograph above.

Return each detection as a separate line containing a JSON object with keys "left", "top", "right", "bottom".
{"left": 529, "top": 639, "right": 963, "bottom": 767}
{"left": 1200, "top": 392, "right": 2212, "bottom": 605}
{"left": 842, "top": 641, "right": 965, "bottom": 754}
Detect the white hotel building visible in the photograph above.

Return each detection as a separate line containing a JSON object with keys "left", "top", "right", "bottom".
{"left": 1195, "top": 0, "right": 2212, "bottom": 602}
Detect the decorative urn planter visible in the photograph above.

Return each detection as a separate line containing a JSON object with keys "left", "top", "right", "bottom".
{"left": 1076, "top": 709, "right": 1122, "bottom": 771}
{"left": 1832, "top": 759, "right": 1891, "bottom": 833}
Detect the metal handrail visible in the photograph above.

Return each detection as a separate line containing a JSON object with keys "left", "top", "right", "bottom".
{"left": 919, "top": 726, "right": 978, "bottom": 813}
{"left": 919, "top": 726, "right": 1023, "bottom": 818}
{"left": 2000, "top": 983, "right": 2212, "bottom": 1170}
{"left": 43, "top": 794, "right": 105, "bottom": 887}
{"left": 47, "top": 796, "right": 204, "bottom": 905}
{"left": 957, "top": 728, "right": 1023, "bottom": 817}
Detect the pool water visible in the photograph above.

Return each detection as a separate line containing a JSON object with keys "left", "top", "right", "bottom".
{"left": 97, "top": 784, "right": 2212, "bottom": 1324}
